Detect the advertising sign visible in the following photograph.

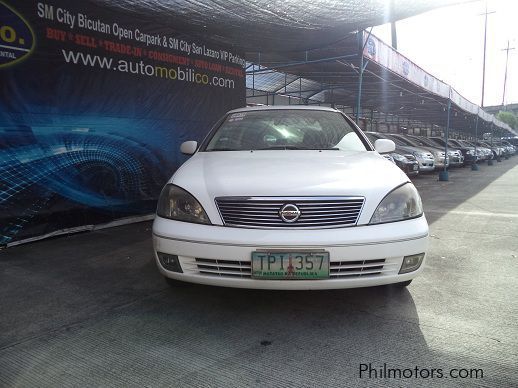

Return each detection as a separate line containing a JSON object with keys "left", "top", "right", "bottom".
{"left": 0, "top": 0, "right": 245, "bottom": 245}
{"left": 363, "top": 33, "right": 450, "bottom": 100}
{"left": 362, "top": 32, "right": 514, "bottom": 131}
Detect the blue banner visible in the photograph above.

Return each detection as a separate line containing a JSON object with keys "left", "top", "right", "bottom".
{"left": 0, "top": 0, "right": 245, "bottom": 244}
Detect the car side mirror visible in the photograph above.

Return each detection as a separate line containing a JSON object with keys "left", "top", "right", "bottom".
{"left": 374, "top": 139, "right": 395, "bottom": 154}
{"left": 180, "top": 141, "right": 198, "bottom": 155}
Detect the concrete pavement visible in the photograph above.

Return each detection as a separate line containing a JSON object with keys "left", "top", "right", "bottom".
{"left": 1, "top": 159, "right": 517, "bottom": 387}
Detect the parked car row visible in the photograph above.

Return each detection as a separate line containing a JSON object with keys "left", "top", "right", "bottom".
{"left": 364, "top": 131, "right": 516, "bottom": 177}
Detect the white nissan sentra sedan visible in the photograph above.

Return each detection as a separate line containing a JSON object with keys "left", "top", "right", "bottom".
{"left": 152, "top": 106, "right": 428, "bottom": 290}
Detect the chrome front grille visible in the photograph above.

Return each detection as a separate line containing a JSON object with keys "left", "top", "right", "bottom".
{"left": 330, "top": 259, "right": 390, "bottom": 278}
{"left": 195, "top": 258, "right": 393, "bottom": 279}
{"left": 215, "top": 197, "right": 365, "bottom": 229}
{"left": 195, "top": 258, "right": 251, "bottom": 278}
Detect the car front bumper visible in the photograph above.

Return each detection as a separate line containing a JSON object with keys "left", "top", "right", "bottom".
{"left": 417, "top": 158, "right": 435, "bottom": 171}
{"left": 463, "top": 154, "right": 477, "bottom": 164}
{"left": 152, "top": 215, "right": 429, "bottom": 290}
{"left": 434, "top": 156, "right": 449, "bottom": 169}
{"left": 396, "top": 161, "right": 419, "bottom": 176}
{"left": 449, "top": 155, "right": 464, "bottom": 166}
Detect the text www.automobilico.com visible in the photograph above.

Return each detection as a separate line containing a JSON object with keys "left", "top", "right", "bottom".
{"left": 61, "top": 49, "right": 236, "bottom": 88}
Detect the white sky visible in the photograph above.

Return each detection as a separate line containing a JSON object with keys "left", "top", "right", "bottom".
{"left": 372, "top": 0, "right": 518, "bottom": 107}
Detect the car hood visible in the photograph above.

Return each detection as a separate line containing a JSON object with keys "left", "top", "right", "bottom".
{"left": 171, "top": 150, "right": 410, "bottom": 225}
{"left": 408, "top": 145, "right": 444, "bottom": 155}
{"left": 431, "top": 146, "right": 460, "bottom": 154}
{"left": 394, "top": 147, "right": 418, "bottom": 158}
{"left": 393, "top": 145, "right": 433, "bottom": 156}
{"left": 450, "top": 145, "right": 473, "bottom": 151}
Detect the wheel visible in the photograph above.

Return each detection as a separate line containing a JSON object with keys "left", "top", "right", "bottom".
{"left": 394, "top": 280, "right": 412, "bottom": 288}
{"left": 164, "top": 276, "right": 188, "bottom": 288}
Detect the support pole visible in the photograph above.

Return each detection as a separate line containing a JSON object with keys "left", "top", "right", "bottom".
{"left": 472, "top": 113, "right": 479, "bottom": 170}
{"left": 355, "top": 31, "right": 369, "bottom": 125}
{"left": 439, "top": 99, "right": 451, "bottom": 181}
{"left": 488, "top": 123, "right": 494, "bottom": 165}
{"left": 390, "top": 0, "right": 397, "bottom": 49}
{"left": 391, "top": 21, "right": 398, "bottom": 50}
{"left": 501, "top": 40, "right": 515, "bottom": 106}
{"left": 497, "top": 125, "right": 502, "bottom": 161}
{"left": 355, "top": 56, "right": 364, "bottom": 124}
{"left": 481, "top": 10, "right": 487, "bottom": 107}
{"left": 480, "top": 4, "right": 494, "bottom": 107}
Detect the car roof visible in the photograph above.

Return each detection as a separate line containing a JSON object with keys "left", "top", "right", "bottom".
{"left": 365, "top": 131, "right": 389, "bottom": 136}
{"left": 228, "top": 105, "right": 341, "bottom": 114}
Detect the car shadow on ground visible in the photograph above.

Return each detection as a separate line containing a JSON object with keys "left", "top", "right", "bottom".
{"left": 1, "top": 233, "right": 431, "bottom": 386}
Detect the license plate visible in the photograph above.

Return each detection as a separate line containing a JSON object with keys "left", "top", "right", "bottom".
{"left": 251, "top": 251, "right": 330, "bottom": 279}
{"left": 413, "top": 165, "right": 418, "bottom": 171}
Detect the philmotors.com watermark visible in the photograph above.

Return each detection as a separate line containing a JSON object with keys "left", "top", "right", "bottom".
{"left": 359, "top": 363, "right": 483, "bottom": 380}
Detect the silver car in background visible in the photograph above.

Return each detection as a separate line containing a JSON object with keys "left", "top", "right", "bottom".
{"left": 365, "top": 132, "right": 419, "bottom": 176}
{"left": 367, "top": 132, "right": 435, "bottom": 172}
{"left": 407, "top": 135, "right": 464, "bottom": 167}
{"left": 389, "top": 134, "right": 449, "bottom": 170}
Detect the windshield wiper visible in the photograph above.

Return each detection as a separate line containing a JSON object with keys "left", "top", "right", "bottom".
{"left": 256, "top": 145, "right": 303, "bottom": 150}
{"left": 256, "top": 146, "right": 341, "bottom": 150}
{"left": 206, "top": 147, "right": 235, "bottom": 151}
{"left": 210, "top": 146, "right": 341, "bottom": 151}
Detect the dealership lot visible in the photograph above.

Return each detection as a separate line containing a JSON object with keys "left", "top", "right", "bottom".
{"left": 1, "top": 160, "right": 517, "bottom": 387}
{"left": 3, "top": 1, "right": 518, "bottom": 387}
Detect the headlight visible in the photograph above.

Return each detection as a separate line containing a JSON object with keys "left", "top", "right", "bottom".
{"left": 369, "top": 183, "right": 423, "bottom": 224}
{"left": 156, "top": 184, "right": 211, "bottom": 224}
{"left": 467, "top": 149, "right": 475, "bottom": 155}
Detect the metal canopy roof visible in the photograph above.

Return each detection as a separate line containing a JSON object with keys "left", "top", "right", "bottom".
{"left": 246, "top": 32, "right": 516, "bottom": 137}
{"left": 91, "top": 0, "right": 513, "bottom": 135}
{"left": 92, "top": 0, "right": 471, "bottom": 52}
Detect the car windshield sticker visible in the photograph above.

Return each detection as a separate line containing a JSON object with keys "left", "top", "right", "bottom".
{"left": 228, "top": 112, "right": 247, "bottom": 122}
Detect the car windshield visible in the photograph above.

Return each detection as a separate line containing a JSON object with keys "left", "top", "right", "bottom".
{"left": 204, "top": 110, "right": 368, "bottom": 151}
{"left": 368, "top": 132, "right": 407, "bottom": 147}
{"left": 430, "top": 138, "right": 445, "bottom": 146}
{"left": 386, "top": 135, "right": 413, "bottom": 147}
